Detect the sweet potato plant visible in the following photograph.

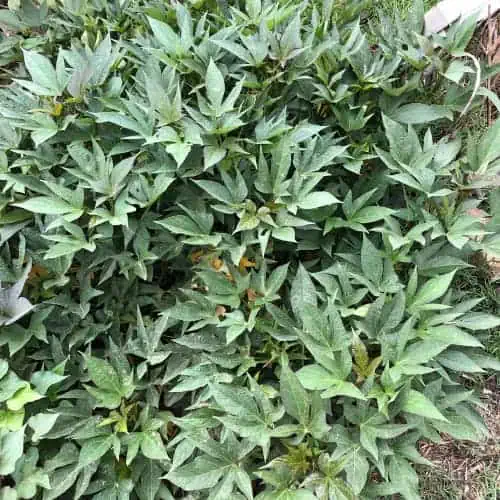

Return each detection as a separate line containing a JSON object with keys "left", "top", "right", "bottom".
{"left": 0, "top": 0, "right": 499, "bottom": 498}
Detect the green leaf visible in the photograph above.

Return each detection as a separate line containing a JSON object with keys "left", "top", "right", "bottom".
{"left": 477, "top": 118, "right": 500, "bottom": 169}
{"left": 194, "top": 180, "right": 233, "bottom": 205}
{"left": 0, "top": 361, "right": 8, "bottom": 380}
{"left": 296, "top": 364, "right": 336, "bottom": 390}
{"left": 78, "top": 435, "right": 114, "bottom": 467}
{"left": 412, "top": 271, "right": 456, "bottom": 307}
{"left": 206, "top": 60, "right": 225, "bottom": 112}
{"left": 21, "top": 50, "right": 61, "bottom": 95}
{"left": 140, "top": 432, "right": 168, "bottom": 461}
{"left": 165, "top": 456, "right": 225, "bottom": 491}
{"left": 360, "top": 424, "right": 378, "bottom": 459}
{"left": 204, "top": 146, "right": 227, "bottom": 170}
{"left": 148, "top": 17, "right": 179, "bottom": 53}
{"left": 297, "top": 192, "right": 340, "bottom": 210}
{"left": 427, "top": 325, "right": 482, "bottom": 347}
{"left": 257, "top": 488, "right": 317, "bottom": 499}
{"left": 246, "top": 0, "right": 261, "bottom": 18}
{"left": 7, "top": 385, "right": 43, "bottom": 411}
{"left": 166, "top": 143, "right": 191, "bottom": 166}
{"left": 84, "top": 355, "right": 122, "bottom": 394}
{"left": 438, "top": 350, "right": 484, "bottom": 373}
{"left": 320, "top": 381, "right": 366, "bottom": 400}
{"left": 353, "top": 206, "right": 395, "bottom": 224}
{"left": 361, "top": 235, "right": 383, "bottom": 285}
{"left": 454, "top": 313, "right": 500, "bottom": 331}
{"left": 391, "top": 104, "right": 453, "bottom": 124}
{"left": 448, "top": 13, "right": 479, "bottom": 52}
{"left": 0, "top": 373, "right": 27, "bottom": 403}
{"left": 13, "top": 197, "right": 80, "bottom": 215}
{"left": 31, "top": 370, "right": 67, "bottom": 395}
{"left": 156, "top": 215, "right": 204, "bottom": 236}
{"left": 280, "top": 361, "right": 309, "bottom": 423}
{"left": 443, "top": 60, "right": 472, "bottom": 83}
{"left": 28, "top": 413, "right": 59, "bottom": 441}
{"left": 135, "top": 458, "right": 164, "bottom": 500}
{"left": 344, "top": 451, "right": 369, "bottom": 495}
{"left": 0, "top": 427, "right": 24, "bottom": 475}
{"left": 0, "top": 409, "right": 24, "bottom": 431}
{"left": 42, "top": 464, "right": 80, "bottom": 500}
{"left": 402, "top": 389, "right": 447, "bottom": 421}
{"left": 0, "top": 487, "right": 17, "bottom": 500}
{"left": 266, "top": 264, "right": 289, "bottom": 296}
{"left": 382, "top": 114, "right": 419, "bottom": 164}
{"left": 399, "top": 339, "right": 447, "bottom": 365}
{"left": 291, "top": 264, "right": 317, "bottom": 320}
{"left": 210, "top": 383, "right": 259, "bottom": 418}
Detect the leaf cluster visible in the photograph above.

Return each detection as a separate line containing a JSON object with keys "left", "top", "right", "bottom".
{"left": 0, "top": 0, "right": 499, "bottom": 499}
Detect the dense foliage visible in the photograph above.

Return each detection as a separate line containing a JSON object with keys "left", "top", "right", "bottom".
{"left": 0, "top": 0, "right": 500, "bottom": 498}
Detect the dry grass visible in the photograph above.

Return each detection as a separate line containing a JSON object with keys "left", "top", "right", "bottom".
{"left": 419, "top": 377, "right": 500, "bottom": 500}
{"left": 480, "top": 10, "right": 500, "bottom": 126}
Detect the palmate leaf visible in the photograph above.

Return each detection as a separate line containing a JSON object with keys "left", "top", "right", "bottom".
{"left": 255, "top": 463, "right": 317, "bottom": 499}
{"left": 82, "top": 354, "right": 135, "bottom": 409}
{"left": 166, "top": 433, "right": 253, "bottom": 498}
